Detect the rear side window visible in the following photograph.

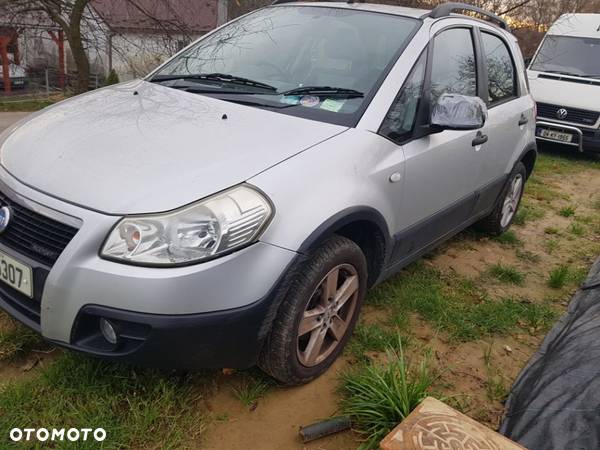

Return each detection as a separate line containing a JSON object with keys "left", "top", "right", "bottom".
{"left": 379, "top": 51, "right": 427, "bottom": 143}
{"left": 481, "top": 32, "right": 517, "bottom": 105}
{"left": 430, "top": 28, "right": 477, "bottom": 104}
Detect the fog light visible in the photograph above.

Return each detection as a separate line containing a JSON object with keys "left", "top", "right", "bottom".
{"left": 99, "top": 318, "right": 118, "bottom": 345}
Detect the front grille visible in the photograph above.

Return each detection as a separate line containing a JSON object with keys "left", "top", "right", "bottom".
{"left": 537, "top": 103, "right": 600, "bottom": 127}
{"left": 0, "top": 191, "right": 79, "bottom": 266}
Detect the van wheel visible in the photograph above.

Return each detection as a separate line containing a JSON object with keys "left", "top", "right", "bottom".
{"left": 476, "top": 162, "right": 527, "bottom": 236}
{"left": 259, "top": 235, "right": 367, "bottom": 385}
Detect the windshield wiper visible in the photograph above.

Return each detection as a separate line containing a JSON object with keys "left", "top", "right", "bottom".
{"left": 151, "top": 73, "right": 277, "bottom": 92}
{"left": 280, "top": 86, "right": 364, "bottom": 98}
{"left": 542, "top": 70, "right": 585, "bottom": 78}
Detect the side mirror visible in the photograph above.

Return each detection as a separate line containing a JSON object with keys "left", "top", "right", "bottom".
{"left": 431, "top": 94, "right": 487, "bottom": 131}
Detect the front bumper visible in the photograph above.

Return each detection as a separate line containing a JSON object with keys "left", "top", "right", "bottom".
{"left": 0, "top": 174, "right": 297, "bottom": 369}
{"left": 536, "top": 120, "right": 600, "bottom": 153}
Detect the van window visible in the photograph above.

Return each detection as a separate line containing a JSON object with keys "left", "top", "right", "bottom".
{"left": 430, "top": 28, "right": 477, "bottom": 104}
{"left": 481, "top": 32, "right": 517, "bottom": 104}
{"left": 530, "top": 35, "right": 600, "bottom": 78}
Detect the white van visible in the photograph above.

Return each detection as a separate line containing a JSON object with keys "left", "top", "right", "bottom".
{"left": 528, "top": 14, "right": 600, "bottom": 153}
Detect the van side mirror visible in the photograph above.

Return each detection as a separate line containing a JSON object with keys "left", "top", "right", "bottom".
{"left": 431, "top": 94, "right": 487, "bottom": 131}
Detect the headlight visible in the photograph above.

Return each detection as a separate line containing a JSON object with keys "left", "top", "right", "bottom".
{"left": 101, "top": 185, "right": 272, "bottom": 266}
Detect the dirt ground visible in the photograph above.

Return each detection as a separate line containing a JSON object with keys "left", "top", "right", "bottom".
{"left": 0, "top": 129, "right": 598, "bottom": 449}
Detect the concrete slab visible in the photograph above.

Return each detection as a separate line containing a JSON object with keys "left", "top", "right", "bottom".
{"left": 381, "top": 397, "right": 525, "bottom": 450}
{"left": 0, "top": 112, "right": 30, "bottom": 133}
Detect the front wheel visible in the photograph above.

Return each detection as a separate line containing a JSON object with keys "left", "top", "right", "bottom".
{"left": 259, "top": 235, "right": 367, "bottom": 385}
{"left": 476, "top": 161, "right": 527, "bottom": 235}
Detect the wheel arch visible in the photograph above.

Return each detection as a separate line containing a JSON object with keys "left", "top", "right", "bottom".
{"left": 298, "top": 207, "right": 391, "bottom": 287}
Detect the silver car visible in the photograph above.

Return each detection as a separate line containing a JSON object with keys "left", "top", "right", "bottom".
{"left": 0, "top": 2, "right": 536, "bottom": 384}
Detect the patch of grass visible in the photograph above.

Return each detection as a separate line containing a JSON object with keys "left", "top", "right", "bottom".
{"left": 513, "top": 201, "right": 546, "bottom": 225}
{"left": 488, "top": 263, "right": 525, "bottom": 285}
{"left": 484, "top": 374, "right": 508, "bottom": 402}
{"left": 0, "top": 99, "right": 56, "bottom": 112}
{"left": 0, "top": 322, "right": 44, "bottom": 361}
{"left": 593, "top": 197, "right": 600, "bottom": 211}
{"left": 492, "top": 230, "right": 521, "bottom": 247}
{"left": 559, "top": 206, "right": 576, "bottom": 217}
{"left": 232, "top": 374, "right": 272, "bottom": 409}
{"left": 0, "top": 354, "right": 205, "bottom": 449}
{"left": 341, "top": 341, "right": 434, "bottom": 450}
{"left": 534, "top": 153, "right": 600, "bottom": 175}
{"left": 516, "top": 249, "right": 541, "bottom": 263}
{"left": 525, "top": 177, "right": 563, "bottom": 203}
{"left": 548, "top": 265, "right": 570, "bottom": 289}
{"left": 347, "top": 324, "right": 409, "bottom": 362}
{"left": 569, "top": 223, "right": 585, "bottom": 237}
{"left": 544, "top": 226, "right": 561, "bottom": 235}
{"left": 368, "top": 263, "right": 555, "bottom": 341}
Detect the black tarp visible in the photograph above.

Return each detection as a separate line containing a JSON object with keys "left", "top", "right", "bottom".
{"left": 501, "top": 257, "right": 600, "bottom": 450}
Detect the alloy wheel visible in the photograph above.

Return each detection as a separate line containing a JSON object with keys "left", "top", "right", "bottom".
{"left": 500, "top": 174, "right": 524, "bottom": 228}
{"left": 297, "top": 264, "right": 359, "bottom": 367}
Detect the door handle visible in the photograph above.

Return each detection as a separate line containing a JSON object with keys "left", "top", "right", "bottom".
{"left": 472, "top": 131, "right": 488, "bottom": 147}
{"left": 518, "top": 114, "right": 529, "bottom": 126}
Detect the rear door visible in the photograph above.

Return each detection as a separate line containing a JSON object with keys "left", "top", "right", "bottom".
{"left": 475, "top": 29, "right": 532, "bottom": 213}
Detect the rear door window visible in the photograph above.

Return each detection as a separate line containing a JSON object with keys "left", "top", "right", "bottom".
{"left": 481, "top": 32, "right": 517, "bottom": 105}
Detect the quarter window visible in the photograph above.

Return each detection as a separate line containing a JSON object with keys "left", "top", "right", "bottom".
{"left": 379, "top": 51, "right": 426, "bottom": 142}
{"left": 481, "top": 32, "right": 517, "bottom": 104}
{"left": 430, "top": 28, "right": 477, "bottom": 105}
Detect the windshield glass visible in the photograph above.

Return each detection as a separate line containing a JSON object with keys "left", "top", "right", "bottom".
{"left": 151, "top": 6, "right": 420, "bottom": 125}
{"left": 530, "top": 35, "right": 600, "bottom": 78}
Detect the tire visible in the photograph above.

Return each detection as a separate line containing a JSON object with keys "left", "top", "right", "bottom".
{"left": 476, "top": 161, "right": 527, "bottom": 236}
{"left": 259, "top": 235, "right": 367, "bottom": 385}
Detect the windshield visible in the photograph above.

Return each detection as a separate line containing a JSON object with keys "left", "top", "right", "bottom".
{"left": 151, "top": 6, "right": 420, "bottom": 125}
{"left": 530, "top": 35, "right": 600, "bottom": 78}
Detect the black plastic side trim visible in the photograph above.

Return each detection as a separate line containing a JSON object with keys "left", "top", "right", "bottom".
{"left": 297, "top": 206, "right": 392, "bottom": 255}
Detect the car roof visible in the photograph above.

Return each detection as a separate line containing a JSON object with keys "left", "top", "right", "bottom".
{"left": 269, "top": 2, "right": 431, "bottom": 19}
{"left": 548, "top": 13, "right": 600, "bottom": 38}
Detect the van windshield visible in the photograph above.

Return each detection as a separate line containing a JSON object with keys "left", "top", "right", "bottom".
{"left": 530, "top": 35, "right": 600, "bottom": 78}
{"left": 150, "top": 6, "right": 419, "bottom": 126}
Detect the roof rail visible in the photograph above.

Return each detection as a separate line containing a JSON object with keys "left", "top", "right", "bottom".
{"left": 272, "top": 0, "right": 362, "bottom": 5}
{"left": 426, "top": 2, "right": 509, "bottom": 30}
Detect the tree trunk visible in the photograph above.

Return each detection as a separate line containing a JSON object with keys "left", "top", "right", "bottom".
{"left": 68, "top": 0, "right": 90, "bottom": 93}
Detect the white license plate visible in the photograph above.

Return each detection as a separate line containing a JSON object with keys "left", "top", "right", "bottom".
{"left": 538, "top": 129, "right": 573, "bottom": 143}
{"left": 0, "top": 250, "right": 33, "bottom": 297}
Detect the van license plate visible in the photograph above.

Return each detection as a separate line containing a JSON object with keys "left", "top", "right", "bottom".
{"left": 538, "top": 129, "right": 573, "bottom": 143}
{"left": 0, "top": 250, "right": 33, "bottom": 298}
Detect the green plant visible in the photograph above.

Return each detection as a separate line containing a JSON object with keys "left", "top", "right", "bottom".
{"left": 347, "top": 324, "right": 409, "bottom": 361}
{"left": 0, "top": 323, "right": 44, "bottom": 361}
{"left": 558, "top": 206, "right": 576, "bottom": 217}
{"left": 488, "top": 263, "right": 525, "bottom": 285}
{"left": 548, "top": 265, "right": 570, "bottom": 289}
{"left": 485, "top": 374, "right": 508, "bottom": 402}
{"left": 569, "top": 223, "right": 585, "bottom": 237}
{"left": 0, "top": 354, "right": 205, "bottom": 449}
{"left": 593, "top": 197, "right": 600, "bottom": 211}
{"left": 341, "top": 341, "right": 434, "bottom": 450}
{"left": 492, "top": 230, "right": 521, "bottom": 246}
{"left": 104, "top": 69, "right": 120, "bottom": 86}
{"left": 232, "top": 374, "right": 272, "bottom": 408}
{"left": 513, "top": 201, "right": 545, "bottom": 225}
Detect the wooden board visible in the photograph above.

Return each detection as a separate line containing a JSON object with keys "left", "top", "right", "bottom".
{"left": 380, "top": 397, "right": 526, "bottom": 450}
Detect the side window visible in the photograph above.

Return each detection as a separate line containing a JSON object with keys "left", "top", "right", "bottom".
{"left": 379, "top": 51, "right": 426, "bottom": 142}
{"left": 481, "top": 32, "right": 517, "bottom": 105}
{"left": 430, "top": 28, "right": 477, "bottom": 105}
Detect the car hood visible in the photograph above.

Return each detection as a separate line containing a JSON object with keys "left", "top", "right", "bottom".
{"left": 528, "top": 70, "right": 600, "bottom": 113}
{"left": 0, "top": 81, "right": 346, "bottom": 214}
